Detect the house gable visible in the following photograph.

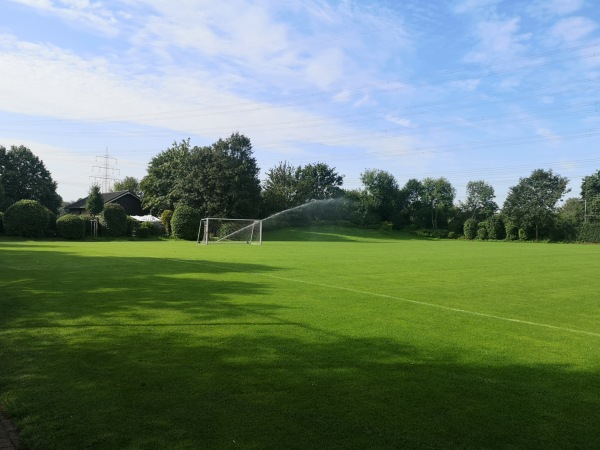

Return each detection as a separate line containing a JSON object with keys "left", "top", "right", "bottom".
{"left": 65, "top": 191, "right": 147, "bottom": 216}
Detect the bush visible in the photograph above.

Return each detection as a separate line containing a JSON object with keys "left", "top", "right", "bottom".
{"left": 136, "top": 221, "right": 162, "bottom": 238}
{"left": 4, "top": 199, "right": 50, "bottom": 237}
{"left": 126, "top": 216, "right": 139, "bottom": 237}
{"left": 518, "top": 228, "right": 531, "bottom": 241}
{"left": 101, "top": 203, "right": 128, "bottom": 237}
{"left": 477, "top": 227, "right": 488, "bottom": 240}
{"left": 56, "top": 214, "right": 86, "bottom": 240}
{"left": 380, "top": 221, "right": 393, "bottom": 233}
{"left": 505, "top": 221, "right": 518, "bottom": 241}
{"left": 578, "top": 222, "right": 600, "bottom": 243}
{"left": 447, "top": 231, "right": 457, "bottom": 239}
{"left": 0, "top": 211, "right": 4, "bottom": 234}
{"left": 171, "top": 205, "right": 201, "bottom": 240}
{"left": 486, "top": 215, "right": 505, "bottom": 240}
{"left": 463, "top": 218, "right": 478, "bottom": 240}
{"left": 160, "top": 210, "right": 173, "bottom": 236}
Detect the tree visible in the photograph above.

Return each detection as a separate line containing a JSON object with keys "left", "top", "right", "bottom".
{"left": 359, "top": 169, "right": 400, "bottom": 222}
{"left": 101, "top": 203, "right": 128, "bottom": 237}
{"left": 0, "top": 145, "right": 62, "bottom": 212}
{"left": 461, "top": 180, "right": 498, "bottom": 220}
{"left": 140, "top": 139, "right": 192, "bottom": 215}
{"left": 113, "top": 176, "right": 142, "bottom": 197}
{"left": 86, "top": 184, "right": 104, "bottom": 217}
{"left": 261, "top": 161, "right": 299, "bottom": 217}
{"left": 177, "top": 133, "right": 262, "bottom": 218}
{"left": 421, "top": 177, "right": 456, "bottom": 229}
{"left": 295, "top": 163, "right": 344, "bottom": 203}
{"left": 581, "top": 170, "right": 600, "bottom": 222}
{"left": 502, "top": 169, "right": 569, "bottom": 241}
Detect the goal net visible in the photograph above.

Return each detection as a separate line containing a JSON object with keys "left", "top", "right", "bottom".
{"left": 197, "top": 218, "right": 262, "bottom": 245}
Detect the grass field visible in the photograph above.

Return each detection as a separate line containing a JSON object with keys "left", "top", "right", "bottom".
{"left": 1, "top": 227, "right": 599, "bottom": 449}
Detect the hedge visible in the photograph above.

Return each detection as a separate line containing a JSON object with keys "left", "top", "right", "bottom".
{"left": 56, "top": 214, "right": 86, "bottom": 240}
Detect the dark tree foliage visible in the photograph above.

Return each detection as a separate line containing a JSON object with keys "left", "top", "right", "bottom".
{"left": 177, "top": 133, "right": 262, "bottom": 218}
{"left": 140, "top": 139, "right": 192, "bottom": 215}
{"left": 502, "top": 169, "right": 569, "bottom": 241}
{"left": 0, "top": 145, "right": 62, "bottom": 213}
{"left": 113, "top": 176, "right": 142, "bottom": 197}
{"left": 86, "top": 184, "right": 104, "bottom": 217}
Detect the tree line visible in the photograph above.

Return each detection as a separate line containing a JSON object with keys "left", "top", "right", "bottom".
{"left": 1, "top": 136, "right": 600, "bottom": 242}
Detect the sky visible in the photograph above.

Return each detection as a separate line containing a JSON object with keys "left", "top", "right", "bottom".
{"left": 0, "top": 0, "right": 599, "bottom": 205}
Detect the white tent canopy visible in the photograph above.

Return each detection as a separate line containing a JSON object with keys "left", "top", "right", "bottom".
{"left": 131, "top": 215, "right": 161, "bottom": 223}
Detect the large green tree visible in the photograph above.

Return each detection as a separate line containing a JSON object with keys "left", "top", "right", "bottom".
{"left": 421, "top": 177, "right": 456, "bottom": 229}
{"left": 177, "top": 133, "right": 262, "bottom": 218}
{"left": 461, "top": 180, "right": 498, "bottom": 220}
{"left": 261, "top": 161, "right": 344, "bottom": 217}
{"left": 295, "top": 163, "right": 344, "bottom": 203}
{"left": 502, "top": 169, "right": 569, "bottom": 240}
{"left": 140, "top": 139, "right": 191, "bottom": 215}
{"left": 113, "top": 176, "right": 142, "bottom": 197}
{"left": 359, "top": 169, "right": 400, "bottom": 222}
{"left": 0, "top": 145, "right": 62, "bottom": 212}
{"left": 261, "top": 161, "right": 299, "bottom": 216}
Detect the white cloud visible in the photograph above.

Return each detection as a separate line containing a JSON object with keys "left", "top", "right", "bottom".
{"left": 384, "top": 115, "right": 414, "bottom": 128}
{"left": 9, "top": 0, "right": 120, "bottom": 35}
{"left": 529, "top": 0, "right": 585, "bottom": 18}
{"left": 465, "top": 17, "right": 531, "bottom": 62}
{"left": 549, "top": 16, "right": 597, "bottom": 43}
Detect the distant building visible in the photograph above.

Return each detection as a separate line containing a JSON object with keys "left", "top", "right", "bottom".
{"left": 64, "top": 191, "right": 147, "bottom": 216}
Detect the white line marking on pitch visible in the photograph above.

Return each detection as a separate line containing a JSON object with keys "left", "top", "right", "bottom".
{"left": 170, "top": 258, "right": 600, "bottom": 338}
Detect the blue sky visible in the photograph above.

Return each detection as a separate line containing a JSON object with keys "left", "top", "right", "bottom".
{"left": 0, "top": 0, "right": 598, "bottom": 205}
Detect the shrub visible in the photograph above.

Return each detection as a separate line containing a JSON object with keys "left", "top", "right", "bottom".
{"left": 447, "top": 231, "right": 456, "bottom": 239}
{"left": 486, "top": 215, "right": 505, "bottom": 240}
{"left": 56, "top": 214, "right": 86, "bottom": 240}
{"left": 160, "top": 210, "right": 173, "bottom": 236}
{"left": 45, "top": 208, "right": 57, "bottom": 237}
{"left": 505, "top": 221, "right": 518, "bottom": 241}
{"left": 477, "top": 227, "right": 488, "bottom": 240}
{"left": 0, "top": 211, "right": 4, "bottom": 234}
{"left": 126, "top": 216, "right": 139, "bottom": 237}
{"left": 101, "top": 203, "right": 127, "bottom": 237}
{"left": 171, "top": 205, "right": 201, "bottom": 240}
{"left": 136, "top": 221, "right": 162, "bottom": 238}
{"left": 380, "top": 221, "right": 393, "bottom": 233}
{"left": 4, "top": 199, "right": 50, "bottom": 237}
{"left": 463, "top": 218, "right": 478, "bottom": 240}
{"left": 578, "top": 223, "right": 600, "bottom": 243}
{"left": 518, "top": 228, "right": 530, "bottom": 241}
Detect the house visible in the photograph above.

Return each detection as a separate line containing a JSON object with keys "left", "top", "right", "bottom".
{"left": 64, "top": 190, "right": 147, "bottom": 216}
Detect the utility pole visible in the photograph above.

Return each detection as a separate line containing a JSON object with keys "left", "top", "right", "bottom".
{"left": 90, "top": 148, "right": 120, "bottom": 193}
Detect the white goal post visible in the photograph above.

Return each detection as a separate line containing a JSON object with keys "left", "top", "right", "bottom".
{"left": 197, "top": 218, "right": 262, "bottom": 245}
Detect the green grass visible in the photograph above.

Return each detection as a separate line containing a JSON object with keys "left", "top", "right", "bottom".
{"left": 0, "top": 227, "right": 599, "bottom": 449}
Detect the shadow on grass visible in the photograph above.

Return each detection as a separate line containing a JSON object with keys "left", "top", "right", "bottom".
{"left": 1, "top": 247, "right": 599, "bottom": 449}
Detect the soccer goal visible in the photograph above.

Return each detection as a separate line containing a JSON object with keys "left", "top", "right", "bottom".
{"left": 197, "top": 218, "right": 262, "bottom": 245}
